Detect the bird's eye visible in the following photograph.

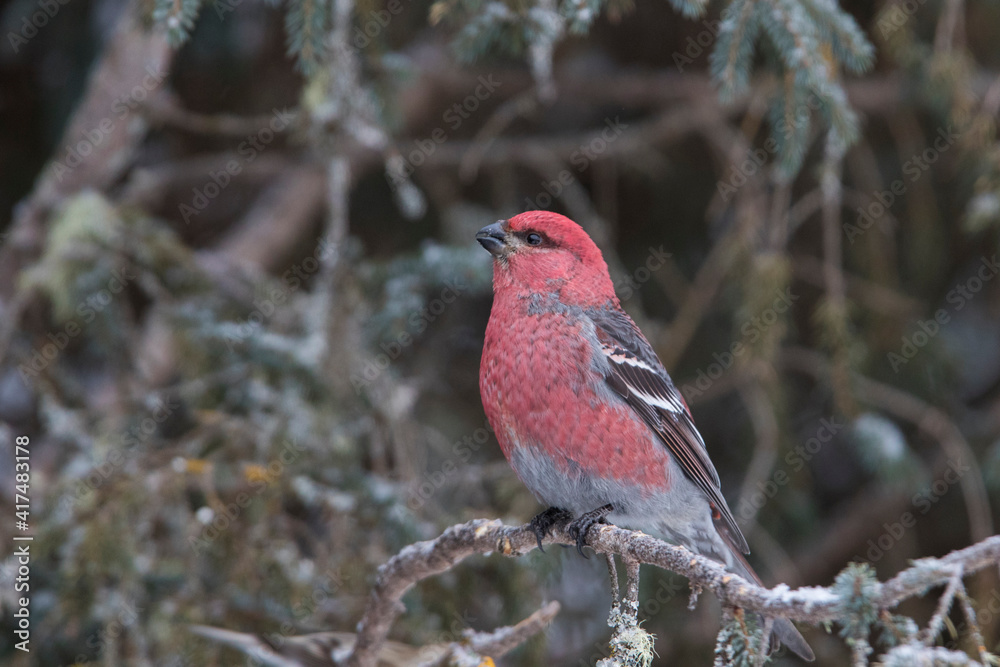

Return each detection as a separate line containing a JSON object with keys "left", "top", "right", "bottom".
{"left": 525, "top": 233, "right": 543, "bottom": 246}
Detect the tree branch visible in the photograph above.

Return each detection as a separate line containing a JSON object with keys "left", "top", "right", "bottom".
{"left": 189, "top": 600, "right": 560, "bottom": 667}
{"left": 346, "top": 519, "right": 1000, "bottom": 667}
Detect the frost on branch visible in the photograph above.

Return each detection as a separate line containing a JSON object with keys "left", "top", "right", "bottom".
{"left": 338, "top": 520, "right": 1000, "bottom": 667}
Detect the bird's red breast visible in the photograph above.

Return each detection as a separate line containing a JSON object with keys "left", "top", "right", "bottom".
{"left": 479, "top": 259, "right": 672, "bottom": 492}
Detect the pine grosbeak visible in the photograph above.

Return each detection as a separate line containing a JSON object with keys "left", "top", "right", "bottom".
{"left": 477, "top": 211, "right": 813, "bottom": 661}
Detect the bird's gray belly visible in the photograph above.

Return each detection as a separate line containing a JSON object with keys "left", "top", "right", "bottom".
{"left": 509, "top": 444, "right": 643, "bottom": 516}
{"left": 509, "top": 444, "right": 704, "bottom": 524}
{"left": 511, "top": 445, "right": 735, "bottom": 567}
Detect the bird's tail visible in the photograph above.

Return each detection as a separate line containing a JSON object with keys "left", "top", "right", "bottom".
{"left": 717, "top": 528, "right": 816, "bottom": 662}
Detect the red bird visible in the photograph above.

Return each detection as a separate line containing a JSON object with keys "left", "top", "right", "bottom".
{"left": 477, "top": 211, "right": 813, "bottom": 661}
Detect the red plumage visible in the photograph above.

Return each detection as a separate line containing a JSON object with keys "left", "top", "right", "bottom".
{"left": 477, "top": 211, "right": 814, "bottom": 662}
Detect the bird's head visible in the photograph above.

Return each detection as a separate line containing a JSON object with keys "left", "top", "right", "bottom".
{"left": 476, "top": 211, "right": 618, "bottom": 306}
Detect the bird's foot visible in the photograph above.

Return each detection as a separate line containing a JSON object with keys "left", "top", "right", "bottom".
{"left": 567, "top": 504, "right": 614, "bottom": 558}
{"left": 529, "top": 507, "right": 573, "bottom": 552}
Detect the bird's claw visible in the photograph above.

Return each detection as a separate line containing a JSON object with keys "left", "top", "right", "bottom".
{"left": 567, "top": 504, "right": 613, "bottom": 558}
{"left": 529, "top": 507, "right": 572, "bottom": 552}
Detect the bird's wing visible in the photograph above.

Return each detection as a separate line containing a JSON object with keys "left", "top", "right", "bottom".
{"left": 587, "top": 306, "right": 750, "bottom": 554}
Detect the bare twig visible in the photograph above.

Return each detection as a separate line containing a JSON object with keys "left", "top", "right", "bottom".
{"left": 922, "top": 568, "right": 964, "bottom": 645}
{"left": 656, "top": 221, "right": 742, "bottom": 371}
{"left": 820, "top": 140, "right": 855, "bottom": 415}
{"left": 791, "top": 255, "right": 923, "bottom": 316}
{"left": 956, "top": 588, "right": 991, "bottom": 664}
{"left": 418, "top": 601, "right": 562, "bottom": 667}
{"left": 820, "top": 142, "right": 847, "bottom": 315}
{"left": 282, "top": 154, "right": 353, "bottom": 375}
{"left": 623, "top": 556, "right": 641, "bottom": 625}
{"left": 934, "top": 0, "right": 967, "bottom": 54}
{"left": 190, "top": 600, "right": 560, "bottom": 667}
{"left": 606, "top": 553, "right": 620, "bottom": 610}
{"left": 460, "top": 90, "right": 540, "bottom": 183}
{"left": 213, "top": 166, "right": 326, "bottom": 272}
{"left": 462, "top": 600, "right": 561, "bottom": 660}
{"left": 145, "top": 92, "right": 299, "bottom": 136}
{"left": 735, "top": 381, "right": 780, "bottom": 527}
{"left": 402, "top": 49, "right": 999, "bottom": 118}
{"left": 421, "top": 105, "right": 720, "bottom": 171}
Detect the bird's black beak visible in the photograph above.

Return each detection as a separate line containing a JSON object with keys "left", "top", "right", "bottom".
{"left": 476, "top": 221, "right": 508, "bottom": 257}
